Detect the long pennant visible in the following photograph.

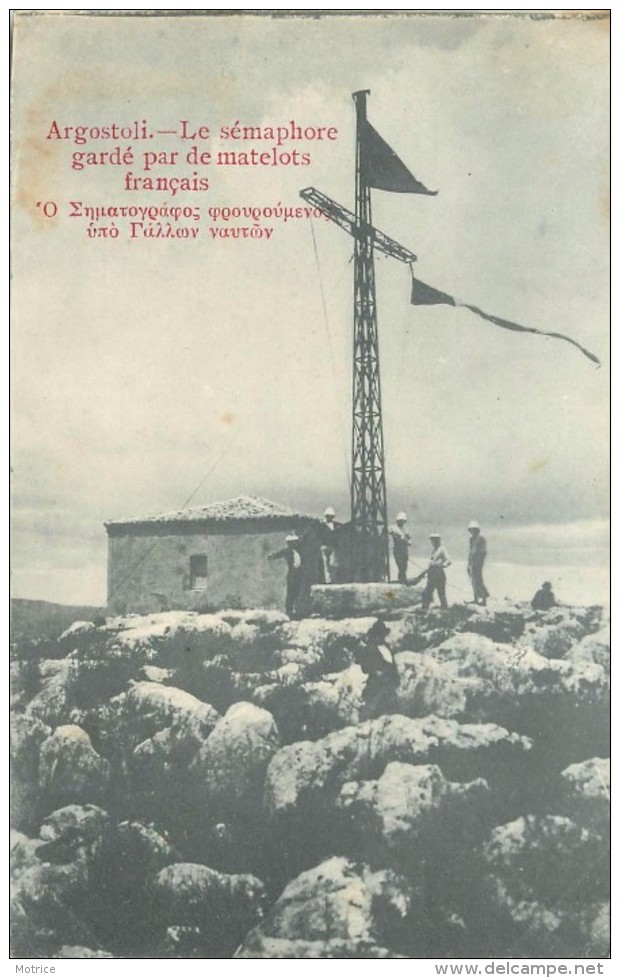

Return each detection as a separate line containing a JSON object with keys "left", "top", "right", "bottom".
{"left": 411, "top": 275, "right": 600, "bottom": 366}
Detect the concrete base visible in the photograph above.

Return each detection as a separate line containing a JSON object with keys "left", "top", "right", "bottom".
{"left": 310, "top": 582, "right": 422, "bottom": 618}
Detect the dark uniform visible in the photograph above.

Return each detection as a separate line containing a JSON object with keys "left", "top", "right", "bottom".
{"left": 421, "top": 540, "right": 451, "bottom": 610}
{"left": 468, "top": 532, "right": 489, "bottom": 605}
{"left": 355, "top": 622, "right": 399, "bottom": 720}
{"left": 531, "top": 582, "right": 557, "bottom": 611}
{"left": 389, "top": 523, "right": 411, "bottom": 585}
{"left": 268, "top": 543, "right": 302, "bottom": 618}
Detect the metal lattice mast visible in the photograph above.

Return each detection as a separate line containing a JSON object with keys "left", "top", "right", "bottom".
{"left": 350, "top": 90, "right": 389, "bottom": 582}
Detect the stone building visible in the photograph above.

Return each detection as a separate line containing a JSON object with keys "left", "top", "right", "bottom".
{"left": 105, "top": 495, "right": 321, "bottom": 615}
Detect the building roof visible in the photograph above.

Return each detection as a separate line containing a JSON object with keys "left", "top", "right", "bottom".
{"left": 105, "top": 495, "right": 319, "bottom": 530}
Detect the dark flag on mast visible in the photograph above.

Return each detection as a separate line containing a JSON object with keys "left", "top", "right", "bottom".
{"left": 362, "top": 121, "right": 437, "bottom": 196}
{"left": 410, "top": 275, "right": 600, "bottom": 366}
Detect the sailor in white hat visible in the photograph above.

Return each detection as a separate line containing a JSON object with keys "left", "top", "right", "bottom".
{"left": 267, "top": 533, "right": 303, "bottom": 618}
{"left": 467, "top": 520, "right": 489, "bottom": 606}
{"left": 319, "top": 506, "right": 338, "bottom": 584}
{"left": 412, "top": 532, "right": 451, "bottom": 610}
{"left": 388, "top": 511, "right": 412, "bottom": 585}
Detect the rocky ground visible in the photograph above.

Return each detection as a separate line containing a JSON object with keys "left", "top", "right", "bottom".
{"left": 10, "top": 597, "right": 610, "bottom": 958}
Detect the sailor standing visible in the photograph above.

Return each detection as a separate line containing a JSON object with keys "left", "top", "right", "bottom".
{"left": 267, "top": 534, "right": 303, "bottom": 619}
{"left": 414, "top": 532, "right": 451, "bottom": 611}
{"left": 318, "top": 506, "right": 338, "bottom": 584}
{"left": 467, "top": 520, "right": 489, "bottom": 606}
{"left": 388, "top": 512, "right": 411, "bottom": 584}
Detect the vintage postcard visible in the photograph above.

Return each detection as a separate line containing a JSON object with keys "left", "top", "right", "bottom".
{"left": 10, "top": 10, "right": 610, "bottom": 963}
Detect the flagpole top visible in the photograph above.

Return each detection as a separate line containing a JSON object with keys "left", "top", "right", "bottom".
{"left": 353, "top": 90, "right": 370, "bottom": 123}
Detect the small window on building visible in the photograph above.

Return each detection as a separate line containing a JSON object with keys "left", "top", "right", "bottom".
{"left": 190, "top": 554, "right": 208, "bottom": 590}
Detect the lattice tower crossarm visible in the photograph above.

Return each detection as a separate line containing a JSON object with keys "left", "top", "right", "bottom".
{"left": 350, "top": 90, "right": 390, "bottom": 582}
{"left": 299, "top": 187, "right": 417, "bottom": 264}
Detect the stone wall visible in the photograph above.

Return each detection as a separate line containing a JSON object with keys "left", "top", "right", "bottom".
{"left": 107, "top": 525, "right": 300, "bottom": 614}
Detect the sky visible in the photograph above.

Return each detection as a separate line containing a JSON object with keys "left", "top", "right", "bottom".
{"left": 11, "top": 11, "right": 610, "bottom": 605}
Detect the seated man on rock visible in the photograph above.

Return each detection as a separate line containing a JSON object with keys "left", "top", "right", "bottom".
{"left": 531, "top": 581, "right": 557, "bottom": 611}
{"left": 355, "top": 620, "right": 399, "bottom": 720}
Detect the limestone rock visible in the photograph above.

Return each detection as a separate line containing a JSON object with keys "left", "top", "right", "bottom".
{"left": 10, "top": 661, "right": 26, "bottom": 710}
{"left": 394, "top": 651, "right": 471, "bottom": 718}
{"left": 562, "top": 756, "right": 610, "bottom": 803}
{"left": 25, "top": 660, "right": 73, "bottom": 728}
{"left": 40, "top": 725, "right": 110, "bottom": 808}
{"left": 310, "top": 583, "right": 421, "bottom": 617}
{"left": 199, "top": 660, "right": 261, "bottom": 709}
{"left": 11, "top": 713, "right": 52, "bottom": 829}
{"left": 220, "top": 608, "right": 289, "bottom": 628}
{"left": 57, "top": 946, "right": 113, "bottom": 958}
{"left": 299, "top": 665, "right": 366, "bottom": 733}
{"left": 254, "top": 665, "right": 366, "bottom": 740}
{"left": 484, "top": 814, "right": 599, "bottom": 878}
{"left": 158, "top": 925, "right": 207, "bottom": 957}
{"left": 569, "top": 625, "right": 610, "bottom": 672}
{"left": 428, "top": 631, "right": 608, "bottom": 704}
{"left": 338, "top": 762, "right": 489, "bottom": 847}
{"left": 153, "top": 862, "right": 266, "bottom": 954}
{"left": 226, "top": 662, "right": 312, "bottom": 699}
{"left": 38, "top": 803, "right": 111, "bottom": 865}
{"left": 217, "top": 621, "right": 286, "bottom": 672}
{"left": 90, "top": 819, "right": 179, "bottom": 951}
{"left": 56, "top": 620, "right": 111, "bottom": 662}
{"left": 125, "top": 683, "right": 220, "bottom": 795}
{"left": 482, "top": 814, "right": 609, "bottom": 955}
{"left": 283, "top": 617, "right": 378, "bottom": 668}
{"left": 380, "top": 615, "right": 423, "bottom": 653}
{"left": 237, "top": 934, "right": 400, "bottom": 958}
{"left": 191, "top": 702, "right": 279, "bottom": 812}
{"left": 578, "top": 901, "right": 610, "bottom": 957}
{"left": 58, "top": 620, "right": 96, "bottom": 647}
{"left": 118, "top": 681, "right": 220, "bottom": 743}
{"left": 527, "top": 620, "right": 588, "bottom": 660}
{"left": 128, "top": 688, "right": 220, "bottom": 819}
{"left": 9, "top": 599, "right": 611, "bottom": 958}
{"left": 386, "top": 606, "right": 476, "bottom": 654}
{"left": 132, "top": 725, "right": 182, "bottom": 776}
{"left": 10, "top": 830, "right": 42, "bottom": 874}
{"left": 66, "top": 646, "right": 141, "bottom": 710}
{"left": 213, "top": 612, "right": 291, "bottom": 672}
{"left": 560, "top": 757, "right": 610, "bottom": 832}
{"left": 11, "top": 713, "right": 51, "bottom": 772}
{"left": 117, "top": 611, "right": 222, "bottom": 648}
{"left": 276, "top": 645, "right": 323, "bottom": 669}
{"left": 11, "top": 860, "right": 98, "bottom": 957}
{"left": 140, "top": 665, "right": 175, "bottom": 684}
{"left": 265, "top": 714, "right": 529, "bottom": 814}
{"left": 11, "top": 806, "right": 110, "bottom": 957}
{"left": 116, "top": 612, "right": 235, "bottom": 672}
{"left": 246, "top": 856, "right": 410, "bottom": 945}
{"left": 460, "top": 609, "right": 525, "bottom": 644}
{"left": 64, "top": 701, "right": 120, "bottom": 767}
{"left": 114, "top": 820, "right": 177, "bottom": 875}
{"left": 526, "top": 605, "right": 604, "bottom": 634}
